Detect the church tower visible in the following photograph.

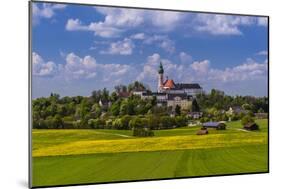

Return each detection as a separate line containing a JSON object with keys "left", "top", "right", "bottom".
{"left": 158, "top": 62, "right": 164, "bottom": 92}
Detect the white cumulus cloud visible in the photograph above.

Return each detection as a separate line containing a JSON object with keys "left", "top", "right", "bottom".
{"left": 65, "top": 7, "right": 267, "bottom": 38}
{"left": 256, "top": 50, "right": 268, "bottom": 56}
{"left": 137, "top": 53, "right": 187, "bottom": 85}
{"left": 65, "top": 19, "right": 89, "bottom": 31}
{"left": 100, "top": 38, "right": 135, "bottom": 55}
{"left": 194, "top": 14, "right": 258, "bottom": 35}
{"left": 32, "top": 52, "right": 135, "bottom": 82}
{"left": 65, "top": 18, "right": 123, "bottom": 38}
{"left": 32, "top": 52, "right": 58, "bottom": 77}
{"left": 32, "top": 51, "right": 268, "bottom": 96}
{"left": 66, "top": 7, "right": 186, "bottom": 38}
{"left": 191, "top": 60, "right": 210, "bottom": 74}
{"left": 63, "top": 53, "right": 135, "bottom": 82}
{"left": 33, "top": 3, "right": 66, "bottom": 24}
{"left": 208, "top": 58, "right": 267, "bottom": 82}
{"left": 130, "top": 33, "right": 146, "bottom": 40}
{"left": 142, "top": 35, "right": 176, "bottom": 53}
{"left": 64, "top": 53, "right": 98, "bottom": 79}
{"left": 137, "top": 53, "right": 268, "bottom": 92}
{"left": 179, "top": 52, "right": 192, "bottom": 63}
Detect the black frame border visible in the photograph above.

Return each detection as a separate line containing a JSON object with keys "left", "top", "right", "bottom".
{"left": 28, "top": 0, "right": 270, "bottom": 188}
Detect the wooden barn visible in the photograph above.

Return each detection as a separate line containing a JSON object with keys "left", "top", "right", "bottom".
{"left": 197, "top": 128, "right": 208, "bottom": 135}
{"left": 202, "top": 122, "right": 226, "bottom": 130}
{"left": 244, "top": 122, "right": 259, "bottom": 130}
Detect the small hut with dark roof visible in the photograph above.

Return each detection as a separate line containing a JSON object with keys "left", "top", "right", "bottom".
{"left": 202, "top": 122, "right": 226, "bottom": 130}
{"left": 244, "top": 122, "right": 259, "bottom": 130}
{"left": 197, "top": 128, "right": 209, "bottom": 135}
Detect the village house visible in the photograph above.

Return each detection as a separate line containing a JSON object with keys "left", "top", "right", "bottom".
{"left": 187, "top": 112, "right": 203, "bottom": 119}
{"left": 227, "top": 106, "right": 248, "bottom": 115}
{"left": 99, "top": 99, "right": 112, "bottom": 109}
{"left": 167, "top": 93, "right": 193, "bottom": 110}
{"left": 117, "top": 91, "right": 131, "bottom": 98}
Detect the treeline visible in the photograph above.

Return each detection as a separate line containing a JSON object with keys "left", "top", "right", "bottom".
{"left": 88, "top": 115, "right": 187, "bottom": 130}
{"left": 33, "top": 105, "right": 188, "bottom": 130}
{"left": 196, "top": 89, "right": 268, "bottom": 123}
{"left": 197, "top": 89, "right": 268, "bottom": 113}
{"left": 32, "top": 82, "right": 181, "bottom": 129}
{"left": 32, "top": 83, "right": 268, "bottom": 130}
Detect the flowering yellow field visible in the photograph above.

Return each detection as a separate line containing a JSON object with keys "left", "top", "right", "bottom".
{"left": 33, "top": 132, "right": 267, "bottom": 157}
{"left": 32, "top": 120, "right": 268, "bottom": 187}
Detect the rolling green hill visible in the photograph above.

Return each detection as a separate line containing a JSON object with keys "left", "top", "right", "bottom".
{"left": 32, "top": 119, "right": 268, "bottom": 187}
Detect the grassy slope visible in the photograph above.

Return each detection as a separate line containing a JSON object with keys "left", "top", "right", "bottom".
{"left": 32, "top": 119, "right": 268, "bottom": 187}
{"left": 32, "top": 119, "right": 268, "bottom": 157}
{"left": 33, "top": 145, "right": 268, "bottom": 187}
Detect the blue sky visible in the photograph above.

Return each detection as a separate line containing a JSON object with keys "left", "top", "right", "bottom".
{"left": 32, "top": 2, "right": 268, "bottom": 98}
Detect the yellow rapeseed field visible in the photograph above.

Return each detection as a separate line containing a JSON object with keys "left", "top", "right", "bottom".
{"left": 33, "top": 132, "right": 267, "bottom": 157}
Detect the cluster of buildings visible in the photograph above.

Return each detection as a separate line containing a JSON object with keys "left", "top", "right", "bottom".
{"left": 133, "top": 62, "right": 203, "bottom": 110}
{"left": 99, "top": 62, "right": 203, "bottom": 112}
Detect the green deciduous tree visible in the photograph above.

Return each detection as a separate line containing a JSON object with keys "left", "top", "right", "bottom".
{"left": 241, "top": 115, "right": 255, "bottom": 126}
{"left": 175, "top": 105, "right": 181, "bottom": 116}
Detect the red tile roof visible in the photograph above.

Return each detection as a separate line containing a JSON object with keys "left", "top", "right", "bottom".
{"left": 163, "top": 79, "right": 176, "bottom": 89}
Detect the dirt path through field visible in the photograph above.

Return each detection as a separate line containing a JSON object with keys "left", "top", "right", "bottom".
{"left": 92, "top": 130, "right": 133, "bottom": 138}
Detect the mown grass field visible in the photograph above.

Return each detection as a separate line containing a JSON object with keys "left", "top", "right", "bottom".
{"left": 32, "top": 119, "right": 268, "bottom": 187}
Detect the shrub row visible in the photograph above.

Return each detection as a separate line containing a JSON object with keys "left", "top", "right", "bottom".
{"left": 33, "top": 115, "right": 188, "bottom": 130}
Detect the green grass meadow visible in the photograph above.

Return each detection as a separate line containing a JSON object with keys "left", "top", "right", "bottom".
{"left": 32, "top": 119, "right": 268, "bottom": 187}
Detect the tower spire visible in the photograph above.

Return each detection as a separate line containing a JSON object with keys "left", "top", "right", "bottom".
{"left": 158, "top": 61, "right": 164, "bottom": 74}
{"left": 158, "top": 62, "right": 164, "bottom": 92}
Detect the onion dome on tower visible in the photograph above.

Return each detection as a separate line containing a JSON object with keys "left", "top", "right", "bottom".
{"left": 158, "top": 62, "right": 164, "bottom": 74}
